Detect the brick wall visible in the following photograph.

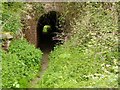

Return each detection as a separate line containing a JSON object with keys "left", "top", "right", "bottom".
{"left": 24, "top": 17, "right": 38, "bottom": 47}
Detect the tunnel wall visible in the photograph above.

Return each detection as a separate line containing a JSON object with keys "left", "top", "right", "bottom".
{"left": 23, "top": 2, "right": 64, "bottom": 47}
{"left": 24, "top": 17, "right": 38, "bottom": 47}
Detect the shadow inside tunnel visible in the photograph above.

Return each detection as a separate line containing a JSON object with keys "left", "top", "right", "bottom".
{"left": 37, "top": 11, "right": 61, "bottom": 53}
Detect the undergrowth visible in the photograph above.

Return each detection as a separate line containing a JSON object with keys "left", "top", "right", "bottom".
{"left": 37, "top": 3, "right": 119, "bottom": 88}
{"left": 1, "top": 2, "right": 25, "bottom": 33}
{"left": 1, "top": 2, "right": 119, "bottom": 88}
{"left": 37, "top": 44, "right": 118, "bottom": 88}
{"left": 2, "top": 39, "right": 43, "bottom": 88}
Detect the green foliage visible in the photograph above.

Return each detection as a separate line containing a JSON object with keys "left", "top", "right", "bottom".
{"left": 2, "top": 39, "right": 43, "bottom": 88}
{"left": 9, "top": 39, "right": 42, "bottom": 67}
{"left": 2, "top": 52, "right": 22, "bottom": 88}
{"left": 1, "top": 2, "right": 119, "bottom": 88}
{"left": 1, "top": 2, "right": 25, "bottom": 33}
{"left": 43, "top": 25, "right": 51, "bottom": 33}
{"left": 37, "top": 2, "right": 118, "bottom": 88}
{"left": 37, "top": 44, "right": 118, "bottom": 88}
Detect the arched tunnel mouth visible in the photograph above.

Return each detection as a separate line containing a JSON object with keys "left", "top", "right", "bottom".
{"left": 37, "top": 11, "right": 63, "bottom": 52}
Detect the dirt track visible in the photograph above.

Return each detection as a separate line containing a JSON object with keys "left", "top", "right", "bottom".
{"left": 29, "top": 39, "right": 54, "bottom": 88}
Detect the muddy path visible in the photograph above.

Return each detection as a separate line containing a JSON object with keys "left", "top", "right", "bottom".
{"left": 29, "top": 52, "right": 49, "bottom": 88}
{"left": 29, "top": 39, "right": 54, "bottom": 88}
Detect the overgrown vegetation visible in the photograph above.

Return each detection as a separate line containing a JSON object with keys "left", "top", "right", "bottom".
{"left": 38, "top": 45, "right": 118, "bottom": 88}
{"left": 1, "top": 2, "right": 119, "bottom": 88}
{"left": 1, "top": 2, "right": 43, "bottom": 88}
{"left": 2, "top": 39, "right": 42, "bottom": 88}
{"left": 1, "top": 2, "right": 25, "bottom": 33}
{"left": 37, "top": 2, "right": 119, "bottom": 88}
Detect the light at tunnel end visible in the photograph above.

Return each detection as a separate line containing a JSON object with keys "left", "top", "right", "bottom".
{"left": 42, "top": 25, "right": 51, "bottom": 33}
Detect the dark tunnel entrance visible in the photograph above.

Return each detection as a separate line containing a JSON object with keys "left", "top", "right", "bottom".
{"left": 37, "top": 11, "right": 61, "bottom": 52}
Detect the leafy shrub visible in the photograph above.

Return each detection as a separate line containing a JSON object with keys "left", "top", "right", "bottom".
{"left": 2, "top": 39, "right": 43, "bottom": 88}
{"left": 2, "top": 52, "right": 23, "bottom": 88}
{"left": 1, "top": 2, "right": 25, "bottom": 33}
{"left": 9, "top": 39, "right": 42, "bottom": 68}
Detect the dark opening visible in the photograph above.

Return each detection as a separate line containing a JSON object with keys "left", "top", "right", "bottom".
{"left": 37, "top": 11, "right": 61, "bottom": 52}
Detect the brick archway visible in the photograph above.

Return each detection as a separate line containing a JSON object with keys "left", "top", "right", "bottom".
{"left": 23, "top": 3, "right": 65, "bottom": 48}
